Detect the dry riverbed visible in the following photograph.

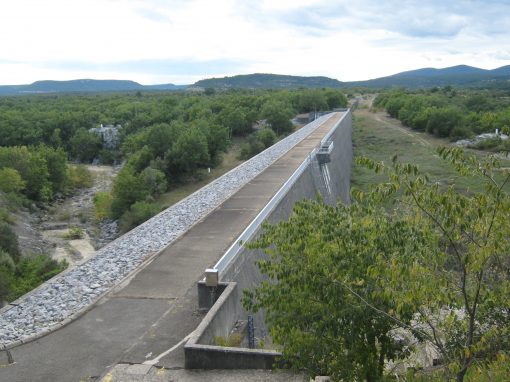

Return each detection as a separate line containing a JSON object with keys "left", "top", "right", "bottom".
{"left": 14, "top": 164, "right": 119, "bottom": 268}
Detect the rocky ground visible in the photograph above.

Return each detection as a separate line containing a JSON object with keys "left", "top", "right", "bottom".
{"left": 14, "top": 165, "right": 120, "bottom": 267}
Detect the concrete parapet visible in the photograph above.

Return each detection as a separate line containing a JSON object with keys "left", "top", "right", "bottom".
{"left": 185, "top": 282, "right": 281, "bottom": 369}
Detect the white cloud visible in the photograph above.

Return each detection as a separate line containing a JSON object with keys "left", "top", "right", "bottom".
{"left": 0, "top": 0, "right": 509, "bottom": 85}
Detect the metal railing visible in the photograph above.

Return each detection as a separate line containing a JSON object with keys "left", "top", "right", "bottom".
{"left": 209, "top": 110, "right": 351, "bottom": 280}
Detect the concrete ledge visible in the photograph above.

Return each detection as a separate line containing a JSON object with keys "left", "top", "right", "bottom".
{"left": 185, "top": 344, "right": 281, "bottom": 369}
{"left": 197, "top": 281, "right": 228, "bottom": 311}
{"left": 185, "top": 282, "right": 281, "bottom": 369}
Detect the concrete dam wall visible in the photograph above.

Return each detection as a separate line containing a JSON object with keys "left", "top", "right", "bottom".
{"left": 187, "top": 110, "right": 352, "bottom": 368}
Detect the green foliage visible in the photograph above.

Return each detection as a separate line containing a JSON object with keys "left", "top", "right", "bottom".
{"left": 323, "top": 89, "right": 348, "bottom": 109}
{"left": 0, "top": 146, "right": 51, "bottom": 201}
{"left": 261, "top": 100, "right": 294, "bottom": 135}
{"left": 0, "top": 249, "right": 15, "bottom": 271}
{"left": 358, "top": 149, "right": 510, "bottom": 381}
{"left": 0, "top": 256, "right": 13, "bottom": 301}
{"left": 216, "top": 105, "right": 253, "bottom": 135}
{"left": 0, "top": 144, "right": 69, "bottom": 201}
{"left": 140, "top": 167, "right": 167, "bottom": 196}
{"left": 0, "top": 206, "right": 67, "bottom": 303}
{"left": 244, "top": 198, "right": 419, "bottom": 381}
{"left": 68, "top": 164, "right": 93, "bottom": 190}
{"left": 295, "top": 89, "right": 329, "bottom": 113}
{"left": 69, "top": 128, "right": 102, "bottom": 162}
{"left": 246, "top": 148, "right": 510, "bottom": 382}
{"left": 35, "top": 145, "right": 69, "bottom": 194}
{"left": 213, "top": 333, "right": 242, "bottom": 347}
{"left": 378, "top": 89, "right": 510, "bottom": 145}
{"left": 239, "top": 128, "right": 276, "bottom": 160}
{"left": 110, "top": 166, "right": 151, "bottom": 219}
{"left": 118, "top": 201, "right": 160, "bottom": 233}
{"left": 93, "top": 192, "right": 113, "bottom": 220}
{"left": 62, "top": 226, "right": 84, "bottom": 240}
{"left": 6, "top": 255, "right": 67, "bottom": 301}
{"left": 0, "top": 167, "right": 25, "bottom": 194}
{"left": 256, "top": 128, "right": 277, "bottom": 148}
{"left": 425, "top": 107, "right": 464, "bottom": 137}
{"left": 469, "top": 136, "right": 504, "bottom": 151}
{"left": 0, "top": 220, "right": 21, "bottom": 262}
{"left": 165, "top": 127, "right": 210, "bottom": 177}
{"left": 195, "top": 120, "right": 230, "bottom": 164}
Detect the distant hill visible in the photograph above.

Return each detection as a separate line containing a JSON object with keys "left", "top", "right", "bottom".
{"left": 191, "top": 66, "right": 510, "bottom": 89}
{"left": 194, "top": 73, "right": 343, "bottom": 89}
{"left": 1, "top": 64, "right": 510, "bottom": 95}
{"left": 347, "top": 65, "right": 510, "bottom": 88}
{"left": 0, "top": 79, "right": 185, "bottom": 95}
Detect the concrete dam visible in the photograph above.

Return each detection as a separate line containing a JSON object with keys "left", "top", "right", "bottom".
{"left": 0, "top": 110, "right": 352, "bottom": 382}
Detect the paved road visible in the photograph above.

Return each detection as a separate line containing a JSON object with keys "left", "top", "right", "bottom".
{"left": 0, "top": 113, "right": 342, "bottom": 382}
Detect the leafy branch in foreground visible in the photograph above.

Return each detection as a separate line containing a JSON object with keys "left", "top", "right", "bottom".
{"left": 243, "top": 147, "right": 510, "bottom": 382}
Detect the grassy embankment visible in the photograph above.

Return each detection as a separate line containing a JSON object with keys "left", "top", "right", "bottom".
{"left": 351, "top": 109, "right": 510, "bottom": 194}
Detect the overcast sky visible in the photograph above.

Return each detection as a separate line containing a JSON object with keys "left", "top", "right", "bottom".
{"left": 1, "top": 0, "right": 509, "bottom": 85}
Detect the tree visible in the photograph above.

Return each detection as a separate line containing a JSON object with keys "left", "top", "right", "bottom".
{"left": 194, "top": 120, "right": 230, "bottom": 164}
{"left": 118, "top": 201, "right": 160, "bottom": 233}
{"left": 425, "top": 107, "right": 464, "bottom": 137}
{"left": 244, "top": 148, "right": 510, "bottom": 382}
{"left": 69, "top": 128, "right": 102, "bottom": 162}
{"left": 35, "top": 145, "right": 68, "bottom": 194}
{"left": 363, "top": 149, "right": 510, "bottom": 382}
{"left": 165, "top": 128, "right": 209, "bottom": 177}
{"left": 323, "top": 89, "right": 348, "bottom": 110}
{"left": 217, "top": 106, "right": 253, "bottom": 136}
{"left": 244, "top": 198, "right": 421, "bottom": 381}
{"left": 296, "top": 89, "right": 328, "bottom": 113}
{"left": 257, "top": 128, "right": 277, "bottom": 148}
{"left": 0, "top": 220, "right": 21, "bottom": 262}
{"left": 0, "top": 146, "right": 51, "bottom": 201}
{"left": 110, "top": 167, "right": 150, "bottom": 218}
{"left": 145, "top": 123, "right": 183, "bottom": 158}
{"left": 140, "top": 167, "right": 167, "bottom": 196}
{"left": 0, "top": 167, "right": 25, "bottom": 194}
{"left": 261, "top": 100, "right": 294, "bottom": 135}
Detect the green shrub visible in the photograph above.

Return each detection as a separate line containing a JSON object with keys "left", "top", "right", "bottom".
{"left": 450, "top": 126, "right": 473, "bottom": 141}
{"left": 469, "top": 137, "right": 504, "bottom": 151}
{"left": 239, "top": 130, "right": 275, "bottom": 160}
{"left": 257, "top": 128, "right": 277, "bottom": 148}
{"left": 0, "top": 220, "right": 20, "bottom": 262}
{"left": 118, "top": 201, "right": 160, "bottom": 233}
{"left": 7, "top": 255, "right": 67, "bottom": 301}
{"left": 239, "top": 139, "right": 265, "bottom": 160}
{"left": 98, "top": 149, "right": 116, "bottom": 165}
{"left": 0, "top": 266, "right": 12, "bottom": 302}
{"left": 213, "top": 333, "right": 242, "bottom": 347}
{"left": 0, "top": 249, "right": 15, "bottom": 271}
{"left": 140, "top": 167, "right": 167, "bottom": 196}
{"left": 110, "top": 166, "right": 151, "bottom": 219}
{"left": 63, "top": 226, "right": 84, "bottom": 240}
{"left": 68, "top": 165, "right": 94, "bottom": 189}
{"left": 0, "top": 167, "right": 26, "bottom": 194}
{"left": 93, "top": 192, "right": 113, "bottom": 220}
{"left": 0, "top": 208, "right": 16, "bottom": 224}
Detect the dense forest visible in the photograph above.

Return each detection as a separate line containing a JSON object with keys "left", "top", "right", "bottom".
{"left": 0, "top": 87, "right": 348, "bottom": 302}
{"left": 373, "top": 87, "right": 510, "bottom": 150}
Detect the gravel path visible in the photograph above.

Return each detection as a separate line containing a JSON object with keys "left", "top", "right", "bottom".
{"left": 0, "top": 114, "right": 332, "bottom": 348}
